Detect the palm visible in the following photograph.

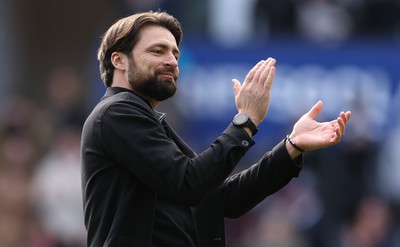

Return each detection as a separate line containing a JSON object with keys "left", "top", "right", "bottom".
{"left": 290, "top": 101, "right": 351, "bottom": 151}
{"left": 293, "top": 116, "right": 338, "bottom": 150}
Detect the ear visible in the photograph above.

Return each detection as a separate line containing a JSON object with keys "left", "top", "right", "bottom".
{"left": 111, "top": 52, "right": 127, "bottom": 71}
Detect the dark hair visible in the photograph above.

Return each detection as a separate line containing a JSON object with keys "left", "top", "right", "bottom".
{"left": 97, "top": 11, "right": 183, "bottom": 87}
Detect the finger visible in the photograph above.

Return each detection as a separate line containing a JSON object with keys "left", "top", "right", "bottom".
{"left": 244, "top": 60, "right": 266, "bottom": 86}
{"left": 306, "top": 100, "right": 323, "bottom": 120}
{"left": 251, "top": 58, "right": 273, "bottom": 86}
{"left": 337, "top": 116, "right": 346, "bottom": 135}
{"left": 334, "top": 127, "right": 342, "bottom": 142}
{"left": 264, "top": 66, "right": 276, "bottom": 91}
{"left": 338, "top": 112, "right": 346, "bottom": 126}
{"left": 345, "top": 111, "right": 351, "bottom": 121}
{"left": 232, "top": 79, "right": 241, "bottom": 97}
{"left": 259, "top": 58, "right": 276, "bottom": 89}
{"left": 341, "top": 111, "right": 350, "bottom": 135}
{"left": 263, "top": 57, "right": 276, "bottom": 75}
{"left": 331, "top": 113, "right": 347, "bottom": 141}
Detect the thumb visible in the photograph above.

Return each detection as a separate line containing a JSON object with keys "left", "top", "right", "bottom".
{"left": 307, "top": 100, "right": 323, "bottom": 120}
{"left": 232, "top": 79, "right": 242, "bottom": 97}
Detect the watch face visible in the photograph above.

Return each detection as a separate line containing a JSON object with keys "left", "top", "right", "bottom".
{"left": 233, "top": 113, "right": 248, "bottom": 125}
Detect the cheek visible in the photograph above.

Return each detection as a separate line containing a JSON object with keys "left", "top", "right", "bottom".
{"left": 135, "top": 65, "right": 152, "bottom": 77}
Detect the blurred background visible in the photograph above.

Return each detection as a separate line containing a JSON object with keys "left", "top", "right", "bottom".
{"left": 0, "top": 0, "right": 399, "bottom": 246}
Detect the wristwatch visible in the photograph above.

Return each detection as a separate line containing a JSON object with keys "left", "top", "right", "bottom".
{"left": 232, "top": 113, "right": 258, "bottom": 135}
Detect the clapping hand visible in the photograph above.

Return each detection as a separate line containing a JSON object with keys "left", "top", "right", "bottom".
{"left": 232, "top": 58, "right": 276, "bottom": 127}
{"left": 286, "top": 101, "right": 351, "bottom": 157}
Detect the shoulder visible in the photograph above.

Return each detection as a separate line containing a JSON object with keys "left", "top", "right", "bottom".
{"left": 84, "top": 91, "right": 155, "bottom": 132}
{"left": 98, "top": 91, "right": 152, "bottom": 117}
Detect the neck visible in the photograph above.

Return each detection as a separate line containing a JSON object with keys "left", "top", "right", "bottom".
{"left": 111, "top": 71, "right": 161, "bottom": 108}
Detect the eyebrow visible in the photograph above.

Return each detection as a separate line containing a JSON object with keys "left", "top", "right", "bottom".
{"left": 149, "top": 42, "right": 180, "bottom": 56}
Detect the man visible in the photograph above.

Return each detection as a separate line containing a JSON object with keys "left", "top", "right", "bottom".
{"left": 81, "top": 11, "right": 351, "bottom": 247}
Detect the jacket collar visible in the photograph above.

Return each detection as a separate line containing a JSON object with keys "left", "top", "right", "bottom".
{"left": 104, "top": 87, "right": 167, "bottom": 122}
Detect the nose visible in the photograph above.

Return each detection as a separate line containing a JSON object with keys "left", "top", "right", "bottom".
{"left": 163, "top": 53, "right": 178, "bottom": 68}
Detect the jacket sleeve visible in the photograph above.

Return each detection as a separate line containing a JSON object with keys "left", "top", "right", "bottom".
{"left": 99, "top": 97, "right": 255, "bottom": 206}
{"left": 220, "top": 139, "right": 303, "bottom": 218}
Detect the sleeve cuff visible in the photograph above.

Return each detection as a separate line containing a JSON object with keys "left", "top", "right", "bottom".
{"left": 272, "top": 139, "right": 303, "bottom": 176}
{"left": 222, "top": 124, "right": 256, "bottom": 150}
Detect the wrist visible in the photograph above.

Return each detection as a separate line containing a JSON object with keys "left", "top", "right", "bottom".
{"left": 232, "top": 113, "right": 258, "bottom": 136}
{"left": 285, "top": 135, "right": 304, "bottom": 159}
{"left": 242, "top": 126, "right": 253, "bottom": 137}
{"left": 286, "top": 135, "right": 305, "bottom": 153}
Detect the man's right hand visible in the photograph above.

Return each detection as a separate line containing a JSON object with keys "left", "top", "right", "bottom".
{"left": 232, "top": 58, "right": 276, "bottom": 127}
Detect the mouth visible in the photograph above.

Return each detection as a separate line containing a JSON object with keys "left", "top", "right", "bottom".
{"left": 159, "top": 73, "right": 175, "bottom": 79}
{"left": 158, "top": 71, "right": 177, "bottom": 81}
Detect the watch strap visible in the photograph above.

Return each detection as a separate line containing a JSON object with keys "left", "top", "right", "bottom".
{"left": 245, "top": 118, "right": 258, "bottom": 135}
{"left": 233, "top": 113, "right": 258, "bottom": 136}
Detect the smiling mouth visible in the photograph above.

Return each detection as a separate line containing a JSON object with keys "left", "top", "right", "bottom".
{"left": 158, "top": 72, "right": 177, "bottom": 80}
{"left": 159, "top": 73, "right": 174, "bottom": 78}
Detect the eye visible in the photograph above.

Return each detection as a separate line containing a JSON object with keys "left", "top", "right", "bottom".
{"left": 173, "top": 51, "right": 180, "bottom": 61}
{"left": 152, "top": 49, "right": 163, "bottom": 55}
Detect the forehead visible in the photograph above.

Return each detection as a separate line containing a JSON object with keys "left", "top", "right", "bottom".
{"left": 135, "top": 25, "right": 178, "bottom": 49}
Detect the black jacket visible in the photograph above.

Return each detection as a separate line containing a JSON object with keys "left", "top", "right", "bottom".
{"left": 81, "top": 87, "right": 302, "bottom": 247}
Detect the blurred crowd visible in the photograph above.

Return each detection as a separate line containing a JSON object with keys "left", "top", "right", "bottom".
{"left": 0, "top": 65, "right": 87, "bottom": 246}
{"left": 0, "top": 0, "right": 399, "bottom": 247}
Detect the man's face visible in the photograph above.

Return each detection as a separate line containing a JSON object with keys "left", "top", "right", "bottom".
{"left": 127, "top": 25, "right": 180, "bottom": 102}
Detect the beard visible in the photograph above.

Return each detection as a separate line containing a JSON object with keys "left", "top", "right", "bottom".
{"left": 127, "top": 58, "right": 178, "bottom": 102}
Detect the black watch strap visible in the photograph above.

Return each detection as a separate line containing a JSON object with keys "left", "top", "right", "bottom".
{"left": 244, "top": 119, "right": 258, "bottom": 135}
{"left": 232, "top": 113, "right": 258, "bottom": 135}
